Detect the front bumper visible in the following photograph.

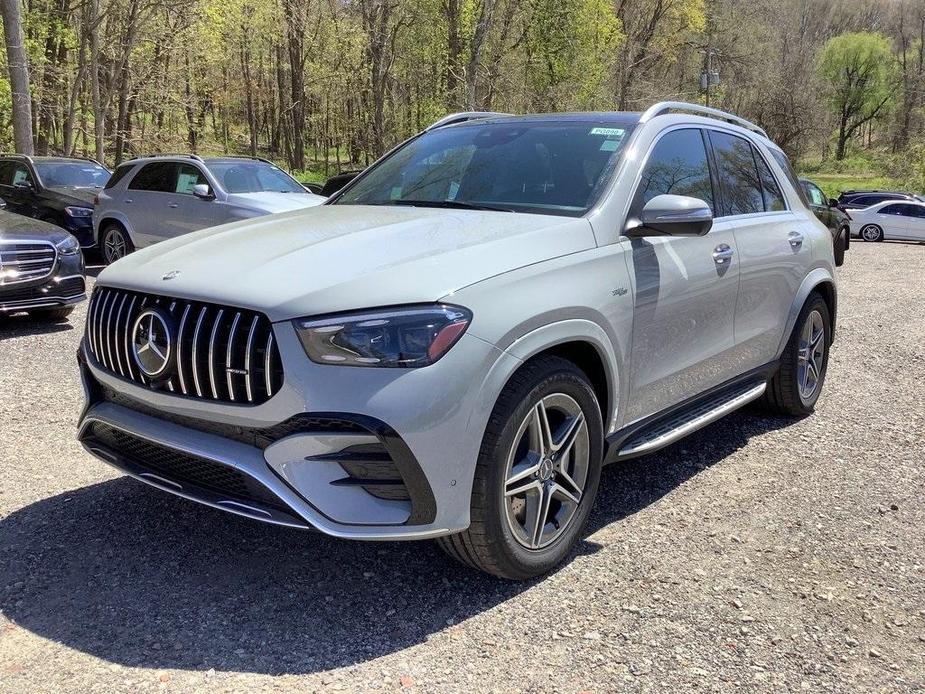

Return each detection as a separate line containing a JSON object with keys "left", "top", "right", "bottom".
{"left": 77, "top": 323, "right": 518, "bottom": 540}
{"left": 0, "top": 274, "right": 86, "bottom": 312}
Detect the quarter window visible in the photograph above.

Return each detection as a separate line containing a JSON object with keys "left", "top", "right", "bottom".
{"left": 754, "top": 152, "right": 786, "bottom": 211}
{"left": 633, "top": 128, "right": 714, "bottom": 215}
{"left": 708, "top": 130, "right": 763, "bottom": 216}
{"left": 128, "top": 162, "right": 178, "bottom": 192}
{"left": 105, "top": 164, "right": 135, "bottom": 190}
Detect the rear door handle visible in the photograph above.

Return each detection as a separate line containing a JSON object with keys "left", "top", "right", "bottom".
{"left": 788, "top": 231, "right": 804, "bottom": 247}
{"left": 712, "top": 244, "right": 734, "bottom": 264}
{"left": 124, "top": 198, "right": 133, "bottom": 204}
{"left": 168, "top": 203, "right": 180, "bottom": 208}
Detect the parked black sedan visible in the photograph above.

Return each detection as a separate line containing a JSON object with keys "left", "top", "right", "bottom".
{"left": 800, "top": 178, "right": 850, "bottom": 266}
{"left": 0, "top": 155, "right": 110, "bottom": 249}
{"left": 0, "top": 210, "right": 86, "bottom": 320}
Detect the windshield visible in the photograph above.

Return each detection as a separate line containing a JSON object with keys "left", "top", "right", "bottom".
{"left": 35, "top": 161, "right": 110, "bottom": 188}
{"left": 205, "top": 161, "right": 306, "bottom": 194}
{"left": 334, "top": 121, "right": 634, "bottom": 217}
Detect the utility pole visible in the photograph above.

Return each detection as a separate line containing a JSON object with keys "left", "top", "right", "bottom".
{"left": 699, "top": 48, "right": 720, "bottom": 107}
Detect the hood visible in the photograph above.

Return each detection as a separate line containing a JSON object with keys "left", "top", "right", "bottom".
{"left": 46, "top": 186, "right": 98, "bottom": 207}
{"left": 0, "top": 209, "right": 73, "bottom": 243}
{"left": 97, "top": 204, "right": 595, "bottom": 321}
{"left": 225, "top": 191, "right": 326, "bottom": 213}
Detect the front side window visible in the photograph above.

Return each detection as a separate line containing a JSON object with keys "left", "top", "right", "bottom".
{"left": 632, "top": 128, "right": 714, "bottom": 215}
{"left": 335, "top": 121, "right": 635, "bottom": 217}
{"left": 34, "top": 161, "right": 110, "bottom": 188}
{"left": 206, "top": 161, "right": 306, "bottom": 194}
{"left": 175, "top": 164, "right": 208, "bottom": 194}
{"left": 802, "top": 181, "right": 826, "bottom": 207}
{"left": 11, "top": 164, "right": 33, "bottom": 188}
{"left": 708, "top": 130, "right": 763, "bottom": 216}
{"left": 128, "top": 162, "right": 178, "bottom": 192}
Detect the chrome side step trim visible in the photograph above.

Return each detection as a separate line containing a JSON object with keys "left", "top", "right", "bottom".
{"left": 618, "top": 381, "right": 767, "bottom": 458}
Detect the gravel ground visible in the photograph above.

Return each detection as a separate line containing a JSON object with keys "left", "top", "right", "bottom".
{"left": 1, "top": 243, "right": 924, "bottom": 693}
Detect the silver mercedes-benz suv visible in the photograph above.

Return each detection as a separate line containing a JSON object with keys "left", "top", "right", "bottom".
{"left": 78, "top": 103, "right": 837, "bottom": 579}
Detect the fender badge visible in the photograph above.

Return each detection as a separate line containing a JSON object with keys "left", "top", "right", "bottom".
{"left": 162, "top": 270, "right": 181, "bottom": 281}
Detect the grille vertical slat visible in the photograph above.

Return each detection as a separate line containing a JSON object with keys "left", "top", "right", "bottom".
{"left": 208, "top": 308, "right": 224, "bottom": 400}
{"left": 85, "top": 289, "right": 282, "bottom": 406}
{"left": 225, "top": 312, "right": 241, "bottom": 402}
{"left": 176, "top": 304, "right": 191, "bottom": 395}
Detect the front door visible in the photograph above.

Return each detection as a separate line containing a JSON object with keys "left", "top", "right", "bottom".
{"left": 624, "top": 127, "right": 740, "bottom": 423}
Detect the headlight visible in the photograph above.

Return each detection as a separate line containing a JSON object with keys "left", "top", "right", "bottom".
{"left": 64, "top": 206, "right": 93, "bottom": 218}
{"left": 56, "top": 235, "right": 81, "bottom": 256}
{"left": 295, "top": 304, "right": 472, "bottom": 368}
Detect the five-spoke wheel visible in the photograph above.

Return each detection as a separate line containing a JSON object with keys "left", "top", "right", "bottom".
{"left": 860, "top": 224, "right": 883, "bottom": 242}
{"left": 102, "top": 225, "right": 132, "bottom": 264}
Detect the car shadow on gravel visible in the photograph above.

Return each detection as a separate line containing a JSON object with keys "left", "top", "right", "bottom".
{"left": 0, "top": 315, "right": 74, "bottom": 338}
{"left": 0, "top": 409, "right": 795, "bottom": 675}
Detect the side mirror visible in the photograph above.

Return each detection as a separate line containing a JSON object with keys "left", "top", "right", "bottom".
{"left": 628, "top": 194, "right": 713, "bottom": 237}
{"left": 14, "top": 180, "right": 33, "bottom": 190}
{"left": 192, "top": 183, "right": 214, "bottom": 200}
{"left": 828, "top": 198, "right": 839, "bottom": 208}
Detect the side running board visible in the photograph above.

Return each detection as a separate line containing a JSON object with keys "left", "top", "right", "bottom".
{"left": 617, "top": 381, "right": 767, "bottom": 459}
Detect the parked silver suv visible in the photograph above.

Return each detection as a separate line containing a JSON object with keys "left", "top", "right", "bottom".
{"left": 78, "top": 104, "right": 837, "bottom": 579}
{"left": 93, "top": 155, "right": 325, "bottom": 263}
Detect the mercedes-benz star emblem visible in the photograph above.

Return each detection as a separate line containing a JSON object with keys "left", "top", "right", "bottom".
{"left": 131, "top": 308, "right": 173, "bottom": 378}
{"left": 162, "top": 270, "right": 181, "bottom": 281}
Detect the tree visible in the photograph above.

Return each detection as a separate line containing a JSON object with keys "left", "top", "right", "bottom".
{"left": 817, "top": 31, "right": 896, "bottom": 160}
{"left": 1, "top": 0, "right": 34, "bottom": 153}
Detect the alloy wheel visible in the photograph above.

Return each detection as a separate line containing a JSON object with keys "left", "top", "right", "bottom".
{"left": 861, "top": 225, "right": 881, "bottom": 241}
{"left": 503, "top": 393, "right": 590, "bottom": 550}
{"left": 797, "top": 309, "right": 825, "bottom": 401}
{"left": 104, "top": 229, "right": 126, "bottom": 263}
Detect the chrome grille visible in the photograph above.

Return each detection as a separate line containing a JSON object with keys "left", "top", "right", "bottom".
{"left": 85, "top": 287, "right": 284, "bottom": 404}
{"left": 0, "top": 241, "right": 57, "bottom": 285}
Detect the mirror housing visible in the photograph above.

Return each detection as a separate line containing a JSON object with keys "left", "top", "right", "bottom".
{"left": 14, "top": 180, "right": 33, "bottom": 191}
{"left": 192, "top": 183, "right": 214, "bottom": 200}
{"left": 627, "top": 194, "right": 713, "bottom": 237}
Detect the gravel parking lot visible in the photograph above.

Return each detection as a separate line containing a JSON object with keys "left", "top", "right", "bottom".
{"left": 1, "top": 243, "right": 923, "bottom": 693}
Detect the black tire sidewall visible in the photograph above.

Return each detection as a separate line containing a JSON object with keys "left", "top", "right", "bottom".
{"left": 793, "top": 294, "right": 831, "bottom": 411}
{"left": 477, "top": 361, "right": 603, "bottom": 579}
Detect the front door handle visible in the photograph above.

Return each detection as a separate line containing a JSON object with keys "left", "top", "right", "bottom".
{"left": 712, "top": 244, "right": 734, "bottom": 264}
{"left": 124, "top": 198, "right": 133, "bottom": 204}
{"left": 168, "top": 203, "right": 180, "bottom": 209}
{"left": 788, "top": 231, "right": 804, "bottom": 248}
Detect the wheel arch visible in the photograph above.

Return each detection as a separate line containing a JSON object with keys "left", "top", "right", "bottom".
{"left": 95, "top": 214, "right": 135, "bottom": 246}
{"left": 777, "top": 269, "right": 838, "bottom": 356}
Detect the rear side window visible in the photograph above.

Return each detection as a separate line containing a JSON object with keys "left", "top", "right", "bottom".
{"left": 0, "top": 161, "right": 13, "bottom": 185}
{"left": 754, "top": 152, "right": 786, "bottom": 211}
{"left": 769, "top": 148, "right": 809, "bottom": 207}
{"left": 879, "top": 204, "right": 904, "bottom": 215}
{"left": 105, "top": 164, "right": 135, "bottom": 189}
{"left": 633, "top": 128, "right": 714, "bottom": 215}
{"left": 708, "top": 131, "right": 763, "bottom": 216}
{"left": 128, "top": 162, "right": 178, "bottom": 192}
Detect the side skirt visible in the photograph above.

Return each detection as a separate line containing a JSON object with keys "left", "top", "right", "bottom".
{"left": 603, "top": 361, "right": 780, "bottom": 464}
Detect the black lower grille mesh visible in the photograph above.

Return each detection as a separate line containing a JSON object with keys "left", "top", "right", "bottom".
{"left": 87, "top": 422, "right": 288, "bottom": 511}
{"left": 0, "top": 276, "right": 85, "bottom": 303}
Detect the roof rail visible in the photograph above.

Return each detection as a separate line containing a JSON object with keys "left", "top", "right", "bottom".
{"left": 0, "top": 153, "right": 33, "bottom": 161}
{"left": 639, "top": 101, "right": 768, "bottom": 138}
{"left": 425, "top": 111, "right": 512, "bottom": 131}
{"left": 206, "top": 154, "right": 275, "bottom": 165}
{"left": 128, "top": 153, "right": 204, "bottom": 162}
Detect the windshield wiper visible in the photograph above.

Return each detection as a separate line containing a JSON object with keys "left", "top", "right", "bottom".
{"left": 390, "top": 199, "right": 514, "bottom": 213}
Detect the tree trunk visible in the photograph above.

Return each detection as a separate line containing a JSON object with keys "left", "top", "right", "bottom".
{"left": 1, "top": 0, "right": 34, "bottom": 154}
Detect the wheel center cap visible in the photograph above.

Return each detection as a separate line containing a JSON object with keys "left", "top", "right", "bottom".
{"left": 539, "top": 458, "right": 555, "bottom": 481}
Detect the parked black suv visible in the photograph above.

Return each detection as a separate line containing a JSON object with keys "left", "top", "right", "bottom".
{"left": 836, "top": 190, "right": 923, "bottom": 211}
{"left": 0, "top": 155, "right": 111, "bottom": 249}
{"left": 800, "top": 178, "right": 850, "bottom": 266}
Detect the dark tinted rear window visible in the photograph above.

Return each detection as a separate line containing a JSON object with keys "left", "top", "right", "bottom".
{"left": 128, "top": 162, "right": 177, "bottom": 192}
{"left": 708, "top": 130, "right": 763, "bottom": 216}
{"left": 769, "top": 148, "right": 809, "bottom": 207}
{"left": 105, "top": 164, "right": 135, "bottom": 189}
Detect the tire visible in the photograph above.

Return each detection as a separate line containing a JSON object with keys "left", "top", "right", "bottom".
{"left": 833, "top": 228, "right": 846, "bottom": 266}
{"left": 437, "top": 356, "right": 604, "bottom": 580}
{"left": 860, "top": 224, "right": 883, "bottom": 242}
{"left": 761, "top": 292, "right": 831, "bottom": 416}
{"left": 101, "top": 223, "right": 133, "bottom": 264}
{"left": 29, "top": 307, "right": 74, "bottom": 321}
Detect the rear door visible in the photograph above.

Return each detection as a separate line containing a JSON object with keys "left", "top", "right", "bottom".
{"left": 125, "top": 162, "right": 179, "bottom": 246}
{"left": 902, "top": 204, "right": 925, "bottom": 240}
{"left": 708, "top": 129, "right": 811, "bottom": 368}
{"left": 624, "top": 127, "right": 741, "bottom": 423}
{"left": 874, "top": 203, "right": 909, "bottom": 239}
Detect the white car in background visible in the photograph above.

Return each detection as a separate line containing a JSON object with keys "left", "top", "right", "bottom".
{"left": 850, "top": 200, "right": 925, "bottom": 243}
